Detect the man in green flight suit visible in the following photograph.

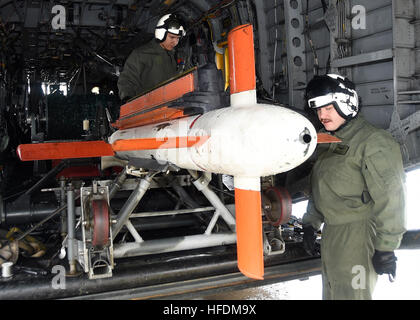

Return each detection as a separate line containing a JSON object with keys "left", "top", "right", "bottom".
{"left": 117, "top": 14, "right": 185, "bottom": 101}
{"left": 302, "top": 74, "right": 406, "bottom": 300}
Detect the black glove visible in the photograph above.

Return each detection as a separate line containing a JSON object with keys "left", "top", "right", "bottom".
{"left": 302, "top": 224, "right": 318, "bottom": 256}
{"left": 372, "top": 250, "right": 397, "bottom": 279}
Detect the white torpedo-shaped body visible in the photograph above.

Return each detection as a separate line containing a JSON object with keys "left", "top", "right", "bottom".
{"left": 108, "top": 104, "right": 317, "bottom": 180}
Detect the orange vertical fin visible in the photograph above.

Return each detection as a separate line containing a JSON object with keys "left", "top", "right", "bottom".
{"left": 228, "top": 24, "right": 256, "bottom": 95}
{"left": 234, "top": 188, "right": 264, "bottom": 280}
{"left": 228, "top": 24, "right": 263, "bottom": 280}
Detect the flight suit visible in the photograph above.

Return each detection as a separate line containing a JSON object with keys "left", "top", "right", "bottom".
{"left": 117, "top": 39, "right": 178, "bottom": 100}
{"left": 302, "top": 114, "right": 406, "bottom": 300}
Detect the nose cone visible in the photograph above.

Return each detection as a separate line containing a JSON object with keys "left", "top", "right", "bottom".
{"left": 189, "top": 104, "right": 317, "bottom": 177}
{"left": 300, "top": 131, "right": 313, "bottom": 144}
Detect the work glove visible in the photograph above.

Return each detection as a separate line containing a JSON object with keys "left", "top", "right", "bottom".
{"left": 302, "top": 224, "right": 318, "bottom": 256}
{"left": 372, "top": 250, "right": 397, "bottom": 281}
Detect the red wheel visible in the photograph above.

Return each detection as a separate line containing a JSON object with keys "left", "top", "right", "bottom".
{"left": 261, "top": 187, "right": 292, "bottom": 226}
{"left": 91, "top": 199, "right": 110, "bottom": 247}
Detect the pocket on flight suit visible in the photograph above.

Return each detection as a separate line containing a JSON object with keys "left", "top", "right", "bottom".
{"left": 324, "top": 168, "right": 365, "bottom": 210}
{"left": 364, "top": 150, "right": 399, "bottom": 190}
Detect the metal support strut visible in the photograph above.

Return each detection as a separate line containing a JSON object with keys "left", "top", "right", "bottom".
{"left": 188, "top": 170, "right": 236, "bottom": 232}
{"left": 67, "top": 184, "right": 77, "bottom": 275}
{"left": 112, "top": 172, "right": 157, "bottom": 240}
{"left": 111, "top": 169, "right": 238, "bottom": 260}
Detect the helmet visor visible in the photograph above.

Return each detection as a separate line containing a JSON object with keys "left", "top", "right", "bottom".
{"left": 167, "top": 25, "right": 186, "bottom": 36}
{"left": 307, "top": 94, "right": 335, "bottom": 109}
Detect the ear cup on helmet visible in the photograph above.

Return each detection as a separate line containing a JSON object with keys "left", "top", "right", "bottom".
{"left": 155, "top": 27, "right": 167, "bottom": 41}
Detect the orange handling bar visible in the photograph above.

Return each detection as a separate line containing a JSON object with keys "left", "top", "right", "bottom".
{"left": 119, "top": 72, "right": 195, "bottom": 118}
{"left": 114, "top": 107, "right": 186, "bottom": 130}
{"left": 17, "top": 133, "right": 337, "bottom": 162}
{"left": 114, "top": 71, "right": 196, "bottom": 129}
{"left": 228, "top": 24, "right": 256, "bottom": 95}
{"left": 234, "top": 187, "right": 264, "bottom": 280}
{"left": 17, "top": 136, "right": 210, "bottom": 161}
{"left": 17, "top": 140, "right": 114, "bottom": 161}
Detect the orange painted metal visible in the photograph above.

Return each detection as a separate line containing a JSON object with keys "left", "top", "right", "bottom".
{"left": 113, "top": 72, "right": 196, "bottom": 130}
{"left": 234, "top": 187, "right": 264, "bottom": 280}
{"left": 228, "top": 24, "right": 256, "bottom": 95}
{"left": 112, "top": 135, "right": 209, "bottom": 152}
{"left": 17, "top": 140, "right": 114, "bottom": 161}
{"left": 17, "top": 135, "right": 210, "bottom": 161}
{"left": 17, "top": 132, "right": 338, "bottom": 162}
{"left": 317, "top": 133, "right": 342, "bottom": 143}
{"left": 114, "top": 107, "right": 186, "bottom": 130}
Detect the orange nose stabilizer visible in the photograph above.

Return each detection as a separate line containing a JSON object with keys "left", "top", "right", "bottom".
{"left": 234, "top": 187, "right": 264, "bottom": 280}
{"left": 317, "top": 133, "right": 341, "bottom": 144}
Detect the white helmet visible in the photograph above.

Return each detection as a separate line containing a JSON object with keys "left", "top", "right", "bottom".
{"left": 155, "top": 14, "right": 186, "bottom": 42}
{"left": 305, "top": 74, "right": 359, "bottom": 119}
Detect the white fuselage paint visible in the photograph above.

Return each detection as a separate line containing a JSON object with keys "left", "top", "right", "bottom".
{"left": 108, "top": 103, "right": 317, "bottom": 188}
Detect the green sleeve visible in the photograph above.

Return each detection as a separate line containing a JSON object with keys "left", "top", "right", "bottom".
{"left": 117, "top": 50, "right": 145, "bottom": 100}
{"left": 302, "top": 198, "right": 324, "bottom": 231}
{"left": 362, "top": 132, "right": 407, "bottom": 251}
